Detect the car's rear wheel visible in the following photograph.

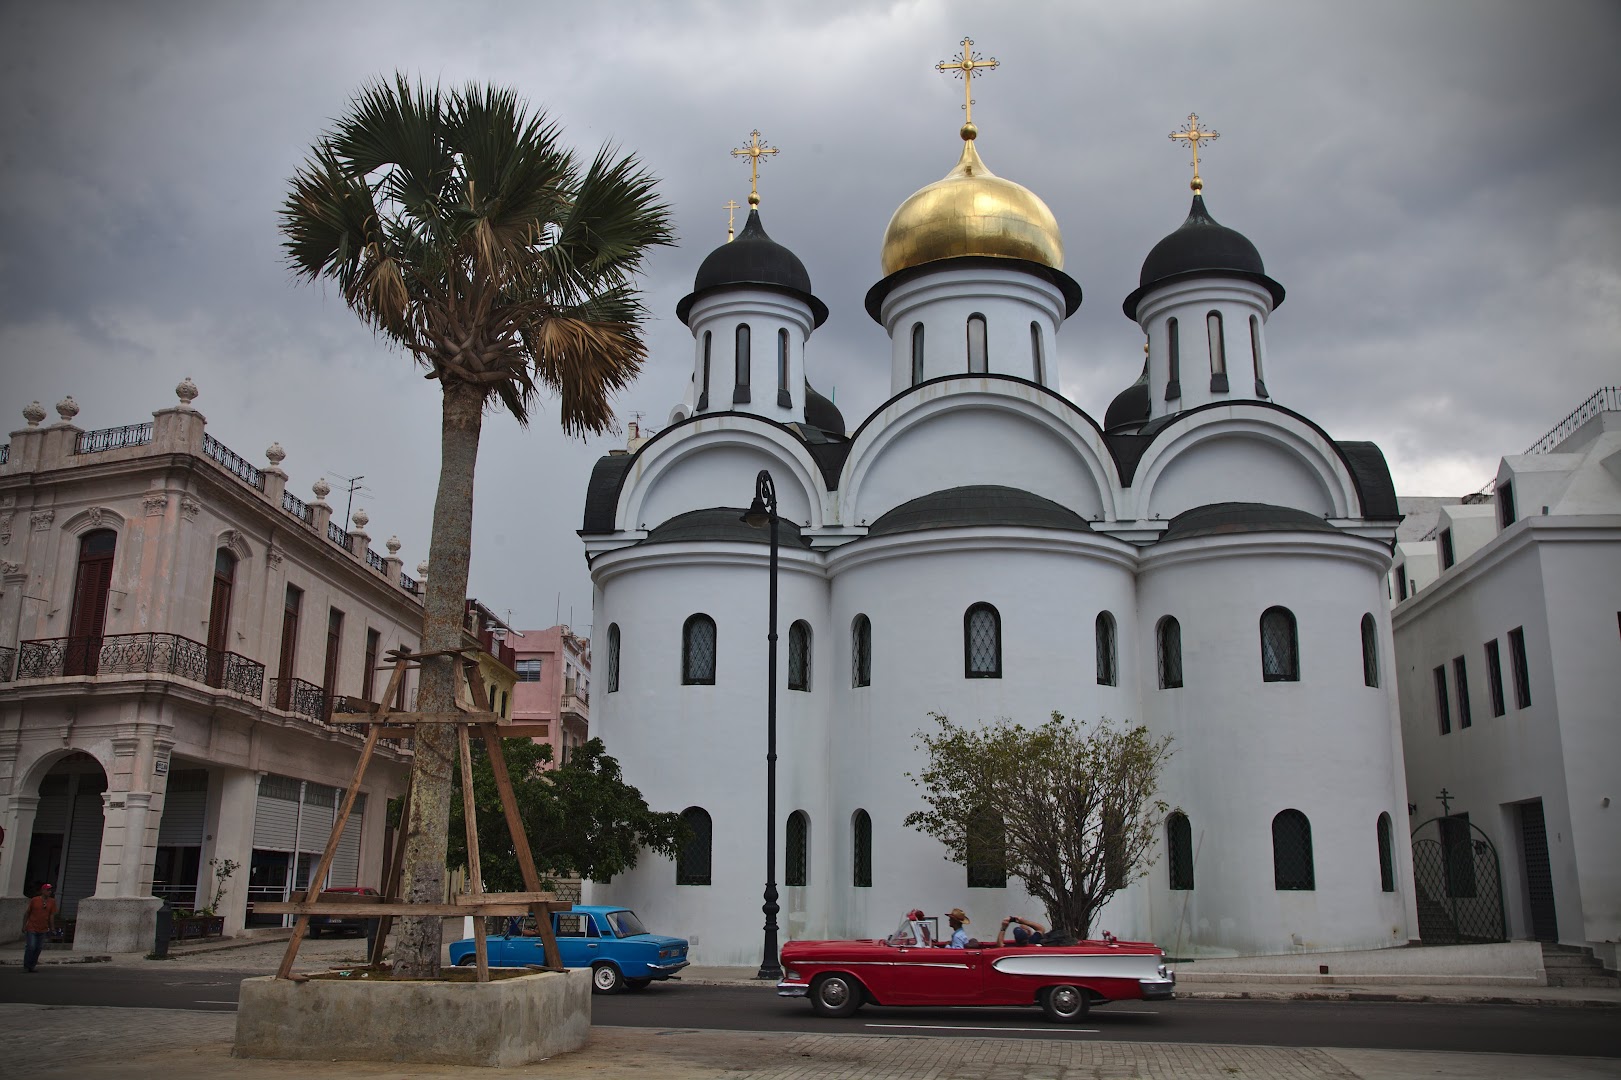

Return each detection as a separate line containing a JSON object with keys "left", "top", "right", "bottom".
{"left": 809, "top": 973, "right": 862, "bottom": 1018}
{"left": 455, "top": 955, "right": 477, "bottom": 967}
{"left": 625, "top": 977, "right": 652, "bottom": 992}
{"left": 1040, "top": 984, "right": 1090, "bottom": 1023}
{"left": 592, "top": 963, "right": 624, "bottom": 994}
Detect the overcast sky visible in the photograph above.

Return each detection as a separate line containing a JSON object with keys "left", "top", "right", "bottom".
{"left": 3, "top": 0, "right": 1616, "bottom": 633}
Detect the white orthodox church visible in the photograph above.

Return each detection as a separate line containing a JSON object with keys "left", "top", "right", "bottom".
{"left": 580, "top": 85, "right": 1417, "bottom": 963}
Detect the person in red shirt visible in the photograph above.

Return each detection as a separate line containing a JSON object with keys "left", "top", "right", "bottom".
{"left": 23, "top": 883, "right": 58, "bottom": 973}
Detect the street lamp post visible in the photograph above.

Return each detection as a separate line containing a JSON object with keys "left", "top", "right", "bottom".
{"left": 742, "top": 469, "right": 782, "bottom": 980}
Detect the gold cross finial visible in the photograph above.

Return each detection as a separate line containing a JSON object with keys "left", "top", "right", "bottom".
{"left": 936, "top": 36, "right": 999, "bottom": 138}
{"left": 723, "top": 199, "right": 742, "bottom": 241}
{"left": 1169, "top": 113, "right": 1220, "bottom": 193}
{"left": 731, "top": 130, "right": 779, "bottom": 208}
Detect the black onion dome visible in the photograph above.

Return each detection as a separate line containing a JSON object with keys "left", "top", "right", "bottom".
{"left": 803, "top": 380, "right": 845, "bottom": 437}
{"left": 1161, "top": 502, "right": 1337, "bottom": 543}
{"left": 1122, "top": 194, "right": 1285, "bottom": 320}
{"left": 641, "top": 508, "right": 809, "bottom": 548}
{"left": 676, "top": 209, "right": 829, "bottom": 327}
{"left": 868, "top": 485, "right": 1090, "bottom": 536}
{"left": 1104, "top": 360, "right": 1151, "bottom": 432}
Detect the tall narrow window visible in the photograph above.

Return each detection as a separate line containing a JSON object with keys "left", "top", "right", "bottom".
{"left": 362, "top": 628, "right": 380, "bottom": 702}
{"left": 699, "top": 331, "right": 711, "bottom": 410}
{"left": 1377, "top": 812, "right": 1396, "bottom": 893}
{"left": 323, "top": 608, "right": 344, "bottom": 719}
{"left": 676, "top": 807, "right": 712, "bottom": 885}
{"left": 1453, "top": 656, "right": 1472, "bottom": 728}
{"left": 1434, "top": 664, "right": 1452, "bottom": 734}
{"left": 733, "top": 323, "right": 751, "bottom": 403}
{"left": 66, "top": 529, "right": 117, "bottom": 676}
{"left": 1360, "top": 613, "right": 1379, "bottom": 687}
{"left": 1157, "top": 616, "right": 1183, "bottom": 689}
{"left": 1260, "top": 606, "right": 1299, "bottom": 682}
{"left": 1165, "top": 317, "right": 1181, "bottom": 400}
{"left": 964, "top": 602, "right": 1001, "bottom": 678}
{"left": 851, "top": 614, "right": 872, "bottom": 688}
{"left": 1207, "top": 310, "right": 1227, "bottom": 391}
{"left": 1095, "top": 611, "right": 1117, "bottom": 686}
{"left": 966, "top": 313, "right": 987, "bottom": 373}
{"left": 1166, "top": 811, "right": 1194, "bottom": 890}
{"left": 205, "top": 548, "right": 237, "bottom": 688}
{"left": 777, "top": 328, "right": 791, "bottom": 407}
{"left": 682, "top": 614, "right": 716, "bottom": 685}
{"left": 1030, "top": 322, "right": 1045, "bottom": 383}
{"left": 1485, "top": 639, "right": 1505, "bottom": 716}
{"left": 788, "top": 620, "right": 811, "bottom": 691}
{"left": 1508, "top": 626, "right": 1531, "bottom": 707}
{"left": 276, "top": 586, "right": 303, "bottom": 710}
{"left": 966, "top": 806, "right": 1006, "bottom": 888}
{"left": 1498, "top": 481, "right": 1516, "bottom": 529}
{"left": 852, "top": 809, "right": 872, "bottom": 888}
{"left": 605, "top": 623, "right": 621, "bottom": 692}
{"left": 1250, "top": 314, "right": 1267, "bottom": 396}
{"left": 1439, "top": 528, "right": 1455, "bottom": 569}
{"left": 785, "top": 810, "right": 809, "bottom": 887}
{"left": 1272, "top": 809, "right": 1315, "bottom": 890}
{"left": 910, "top": 323, "right": 925, "bottom": 386}
{"left": 1396, "top": 566, "right": 1409, "bottom": 601}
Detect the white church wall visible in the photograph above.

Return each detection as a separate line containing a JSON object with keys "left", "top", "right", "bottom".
{"left": 622, "top": 430, "right": 824, "bottom": 533}
{"left": 684, "top": 287, "right": 814, "bottom": 424}
{"left": 1134, "top": 276, "right": 1276, "bottom": 417}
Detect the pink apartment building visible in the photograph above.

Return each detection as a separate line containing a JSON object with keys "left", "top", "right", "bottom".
{"left": 508, "top": 626, "right": 589, "bottom": 768}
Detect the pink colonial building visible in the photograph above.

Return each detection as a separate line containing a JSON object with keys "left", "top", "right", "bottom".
{"left": 508, "top": 626, "right": 590, "bottom": 768}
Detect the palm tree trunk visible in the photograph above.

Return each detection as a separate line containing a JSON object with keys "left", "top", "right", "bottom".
{"left": 393, "top": 377, "right": 485, "bottom": 979}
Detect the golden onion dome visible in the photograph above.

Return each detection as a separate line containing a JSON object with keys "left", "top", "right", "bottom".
{"left": 879, "top": 125, "right": 1064, "bottom": 277}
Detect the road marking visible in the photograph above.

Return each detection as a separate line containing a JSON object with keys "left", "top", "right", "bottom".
{"left": 864, "top": 1023, "right": 1100, "bottom": 1034}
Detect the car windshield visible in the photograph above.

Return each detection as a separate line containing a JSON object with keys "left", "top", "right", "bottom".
{"left": 887, "top": 916, "right": 935, "bottom": 946}
{"left": 604, "top": 910, "right": 647, "bottom": 937}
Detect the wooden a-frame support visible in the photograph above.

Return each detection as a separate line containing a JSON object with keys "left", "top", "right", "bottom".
{"left": 255, "top": 647, "right": 568, "bottom": 981}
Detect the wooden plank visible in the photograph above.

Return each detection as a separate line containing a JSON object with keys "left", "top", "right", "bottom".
{"left": 369, "top": 774, "right": 410, "bottom": 967}
{"left": 256, "top": 901, "right": 547, "bottom": 917}
{"left": 454, "top": 891, "right": 558, "bottom": 906}
{"left": 458, "top": 722, "right": 490, "bottom": 983}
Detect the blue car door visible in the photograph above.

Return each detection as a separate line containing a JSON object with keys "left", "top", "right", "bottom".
{"left": 551, "top": 910, "right": 595, "bottom": 968}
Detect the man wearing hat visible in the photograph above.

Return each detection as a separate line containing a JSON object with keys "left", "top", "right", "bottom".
{"left": 945, "top": 907, "right": 972, "bottom": 949}
{"left": 22, "top": 883, "right": 58, "bottom": 973}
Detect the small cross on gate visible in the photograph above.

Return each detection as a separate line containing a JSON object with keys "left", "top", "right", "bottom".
{"left": 1436, "top": 787, "right": 1454, "bottom": 816}
{"left": 731, "top": 131, "right": 779, "bottom": 208}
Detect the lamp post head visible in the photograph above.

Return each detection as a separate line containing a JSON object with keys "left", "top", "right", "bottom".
{"left": 742, "top": 469, "right": 777, "bottom": 527}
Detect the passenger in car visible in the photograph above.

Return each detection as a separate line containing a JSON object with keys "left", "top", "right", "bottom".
{"left": 945, "top": 907, "right": 972, "bottom": 949}
{"left": 996, "top": 915, "right": 1046, "bottom": 946}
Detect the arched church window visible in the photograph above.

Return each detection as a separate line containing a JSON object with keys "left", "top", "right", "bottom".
{"left": 1156, "top": 615, "right": 1183, "bottom": 689}
{"left": 733, "top": 324, "right": 751, "bottom": 404}
{"left": 699, "top": 331, "right": 711, "bottom": 411}
{"left": 607, "top": 623, "right": 621, "bottom": 693}
{"left": 966, "top": 313, "right": 987, "bottom": 373}
{"left": 682, "top": 614, "right": 716, "bottom": 685}
{"left": 1272, "top": 809, "right": 1315, "bottom": 890}
{"left": 788, "top": 620, "right": 812, "bottom": 691}
{"left": 852, "top": 809, "right": 872, "bottom": 887}
{"left": 966, "top": 805, "right": 1006, "bottom": 888}
{"left": 777, "top": 328, "right": 791, "bottom": 407}
{"left": 1165, "top": 317, "right": 1181, "bottom": 401}
{"left": 1250, "top": 314, "right": 1267, "bottom": 397}
{"left": 1030, "top": 322, "right": 1045, "bottom": 383}
{"left": 1095, "top": 611, "right": 1117, "bottom": 686}
{"left": 786, "top": 810, "right": 809, "bottom": 887}
{"left": 1260, "top": 606, "right": 1299, "bottom": 682}
{"left": 677, "top": 807, "right": 712, "bottom": 885}
{"left": 1360, "top": 613, "right": 1379, "bottom": 688}
{"left": 910, "top": 323, "right": 925, "bottom": 386}
{"left": 1167, "top": 811, "right": 1195, "bottom": 890}
{"left": 1377, "top": 811, "right": 1396, "bottom": 892}
{"left": 964, "top": 603, "right": 1001, "bottom": 678}
{"left": 851, "top": 614, "right": 872, "bottom": 687}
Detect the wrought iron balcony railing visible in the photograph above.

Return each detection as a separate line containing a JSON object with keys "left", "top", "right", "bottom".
{"left": 0, "top": 443, "right": 8, "bottom": 465}
{"left": 269, "top": 676, "right": 329, "bottom": 722}
{"left": 282, "top": 489, "right": 315, "bottom": 526}
{"left": 201, "top": 432, "right": 266, "bottom": 492}
{"left": 399, "top": 571, "right": 421, "bottom": 594}
{"left": 76, "top": 422, "right": 154, "bottom": 455}
{"left": 365, "top": 547, "right": 386, "bottom": 573}
{"left": 327, "top": 521, "right": 352, "bottom": 551}
{"left": 15, "top": 633, "right": 265, "bottom": 695}
{"left": 1524, "top": 385, "right": 1619, "bottom": 456}
{"left": 0, "top": 645, "right": 14, "bottom": 682}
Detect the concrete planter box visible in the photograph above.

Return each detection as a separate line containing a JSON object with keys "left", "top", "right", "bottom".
{"left": 235, "top": 967, "right": 590, "bottom": 1067}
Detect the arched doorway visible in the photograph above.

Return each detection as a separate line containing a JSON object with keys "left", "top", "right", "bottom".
{"left": 1410, "top": 815, "right": 1506, "bottom": 944}
{"left": 20, "top": 752, "right": 108, "bottom": 939}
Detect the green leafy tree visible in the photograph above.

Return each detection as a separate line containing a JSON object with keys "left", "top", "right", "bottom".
{"left": 449, "top": 737, "right": 688, "bottom": 890}
{"left": 280, "top": 75, "right": 672, "bottom": 977}
{"left": 904, "top": 712, "right": 1173, "bottom": 940}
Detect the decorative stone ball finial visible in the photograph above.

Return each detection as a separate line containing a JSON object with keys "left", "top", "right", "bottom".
{"left": 312, "top": 477, "right": 331, "bottom": 501}
{"left": 176, "top": 376, "right": 199, "bottom": 408}
{"left": 23, "top": 401, "right": 46, "bottom": 427}
{"left": 385, "top": 535, "right": 401, "bottom": 555}
{"left": 56, "top": 396, "right": 80, "bottom": 423}
{"left": 416, "top": 560, "right": 429, "bottom": 578}
{"left": 351, "top": 508, "right": 369, "bottom": 529}
{"left": 265, "top": 442, "right": 286, "bottom": 466}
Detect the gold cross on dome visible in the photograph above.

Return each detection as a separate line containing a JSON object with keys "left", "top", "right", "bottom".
{"left": 936, "top": 36, "right": 999, "bottom": 128}
{"left": 731, "top": 130, "right": 779, "bottom": 208}
{"left": 1169, "top": 113, "right": 1220, "bottom": 192}
{"left": 723, "top": 199, "right": 742, "bottom": 241}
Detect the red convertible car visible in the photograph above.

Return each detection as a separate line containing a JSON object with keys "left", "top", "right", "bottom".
{"left": 778, "top": 911, "right": 1174, "bottom": 1023}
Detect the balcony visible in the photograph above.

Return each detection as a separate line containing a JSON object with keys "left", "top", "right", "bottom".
{"left": 16, "top": 633, "right": 265, "bottom": 696}
{"left": 269, "top": 676, "right": 329, "bottom": 722}
{"left": 560, "top": 676, "right": 589, "bottom": 722}
{"left": 0, "top": 645, "right": 14, "bottom": 682}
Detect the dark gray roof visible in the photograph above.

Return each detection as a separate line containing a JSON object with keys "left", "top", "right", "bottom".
{"left": 581, "top": 454, "right": 635, "bottom": 533}
{"left": 1336, "top": 441, "right": 1400, "bottom": 519}
{"left": 1122, "top": 194, "right": 1285, "bottom": 320}
{"left": 1162, "top": 502, "right": 1339, "bottom": 542}
{"left": 804, "top": 380, "right": 846, "bottom": 437}
{"left": 1104, "top": 360, "right": 1150, "bottom": 432}
{"left": 868, "top": 485, "right": 1091, "bottom": 536}
{"left": 676, "top": 209, "right": 828, "bottom": 327}
{"left": 639, "top": 507, "right": 809, "bottom": 548}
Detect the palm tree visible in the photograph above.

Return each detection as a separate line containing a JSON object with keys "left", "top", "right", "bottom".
{"left": 280, "top": 75, "right": 672, "bottom": 978}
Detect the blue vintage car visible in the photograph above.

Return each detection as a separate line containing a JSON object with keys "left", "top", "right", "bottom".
{"left": 448, "top": 904, "right": 689, "bottom": 994}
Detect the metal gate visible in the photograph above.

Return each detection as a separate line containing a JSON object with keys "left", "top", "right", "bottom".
{"left": 1411, "top": 815, "right": 1506, "bottom": 944}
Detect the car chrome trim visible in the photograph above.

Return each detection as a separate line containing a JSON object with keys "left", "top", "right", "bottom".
{"left": 794, "top": 959, "right": 972, "bottom": 970}
{"left": 776, "top": 983, "right": 809, "bottom": 997}
{"left": 647, "top": 960, "right": 690, "bottom": 974}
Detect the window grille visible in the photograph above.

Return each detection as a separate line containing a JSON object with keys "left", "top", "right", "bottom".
{"left": 1272, "top": 809, "right": 1315, "bottom": 890}
{"left": 1360, "top": 613, "right": 1379, "bottom": 687}
{"left": 1377, "top": 812, "right": 1395, "bottom": 892}
{"left": 967, "top": 314, "right": 987, "bottom": 373}
{"left": 851, "top": 614, "right": 871, "bottom": 688}
{"left": 607, "top": 624, "right": 621, "bottom": 693}
{"left": 1166, "top": 811, "right": 1194, "bottom": 890}
{"left": 682, "top": 614, "right": 716, "bottom": 685}
{"left": 852, "top": 809, "right": 872, "bottom": 888}
{"left": 515, "top": 659, "right": 542, "bottom": 682}
{"left": 676, "top": 807, "right": 712, "bottom": 885}
{"left": 1485, "top": 639, "right": 1505, "bottom": 716}
{"left": 964, "top": 603, "right": 1001, "bottom": 678}
{"left": 1157, "top": 616, "right": 1183, "bottom": 689}
{"left": 1434, "top": 665, "right": 1451, "bottom": 733}
{"left": 1453, "top": 656, "right": 1472, "bottom": 728}
{"left": 966, "top": 806, "right": 1006, "bottom": 888}
{"left": 1260, "top": 607, "right": 1299, "bottom": 682}
{"left": 1095, "top": 611, "right": 1117, "bottom": 686}
{"left": 911, "top": 323, "right": 925, "bottom": 386}
{"left": 788, "top": 620, "right": 811, "bottom": 691}
{"left": 1508, "top": 626, "right": 1531, "bottom": 708}
{"left": 786, "top": 810, "right": 809, "bottom": 887}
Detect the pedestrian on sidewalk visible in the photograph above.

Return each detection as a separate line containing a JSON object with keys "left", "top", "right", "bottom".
{"left": 22, "top": 883, "right": 58, "bottom": 972}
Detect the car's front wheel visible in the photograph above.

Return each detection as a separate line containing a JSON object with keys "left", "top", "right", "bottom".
{"left": 809, "top": 973, "right": 862, "bottom": 1018}
{"left": 592, "top": 963, "right": 624, "bottom": 994}
{"left": 625, "top": 977, "right": 652, "bottom": 992}
{"left": 1040, "top": 984, "right": 1090, "bottom": 1023}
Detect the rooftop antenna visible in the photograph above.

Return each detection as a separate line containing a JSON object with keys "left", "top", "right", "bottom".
{"left": 328, "top": 471, "right": 369, "bottom": 526}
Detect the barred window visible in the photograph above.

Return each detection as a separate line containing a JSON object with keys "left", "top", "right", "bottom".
{"left": 786, "top": 810, "right": 809, "bottom": 887}
{"left": 788, "top": 620, "right": 811, "bottom": 692}
{"left": 1360, "top": 613, "right": 1379, "bottom": 687}
{"left": 966, "top": 806, "right": 1006, "bottom": 888}
{"left": 1272, "top": 809, "right": 1315, "bottom": 890}
{"left": 1166, "top": 810, "right": 1194, "bottom": 891}
{"left": 1260, "top": 606, "right": 1299, "bottom": 682}
{"left": 1377, "top": 812, "right": 1395, "bottom": 893}
{"left": 1157, "top": 616, "right": 1183, "bottom": 689}
{"left": 852, "top": 809, "right": 872, "bottom": 888}
{"left": 1095, "top": 611, "right": 1117, "bottom": 686}
{"left": 1508, "top": 625, "right": 1531, "bottom": 708}
{"left": 606, "top": 623, "right": 621, "bottom": 693}
{"left": 682, "top": 614, "right": 716, "bottom": 685}
{"left": 851, "top": 614, "right": 872, "bottom": 688}
{"left": 911, "top": 323, "right": 925, "bottom": 386}
{"left": 964, "top": 602, "right": 1001, "bottom": 678}
{"left": 676, "top": 806, "right": 712, "bottom": 885}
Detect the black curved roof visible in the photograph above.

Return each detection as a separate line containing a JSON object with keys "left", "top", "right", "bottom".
{"left": 1104, "top": 361, "right": 1151, "bottom": 432}
{"left": 676, "top": 209, "right": 828, "bottom": 327}
{"left": 1162, "top": 502, "right": 1339, "bottom": 543}
{"left": 640, "top": 507, "right": 810, "bottom": 548}
{"left": 804, "top": 381, "right": 846, "bottom": 437}
{"left": 1122, "top": 194, "right": 1285, "bottom": 320}
{"left": 868, "top": 485, "right": 1091, "bottom": 537}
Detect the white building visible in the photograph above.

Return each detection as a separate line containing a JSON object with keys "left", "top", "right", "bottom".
{"left": 1391, "top": 388, "right": 1621, "bottom": 969}
{"left": 0, "top": 382, "right": 416, "bottom": 952}
{"left": 580, "top": 112, "right": 1419, "bottom": 965}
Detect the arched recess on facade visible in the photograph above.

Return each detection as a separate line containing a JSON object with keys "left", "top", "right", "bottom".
{"left": 615, "top": 423, "right": 829, "bottom": 534}
{"left": 7, "top": 748, "right": 112, "bottom": 913}
{"left": 60, "top": 506, "right": 127, "bottom": 537}
{"left": 840, "top": 381, "right": 1121, "bottom": 527}
{"left": 1132, "top": 409, "right": 1361, "bottom": 522}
